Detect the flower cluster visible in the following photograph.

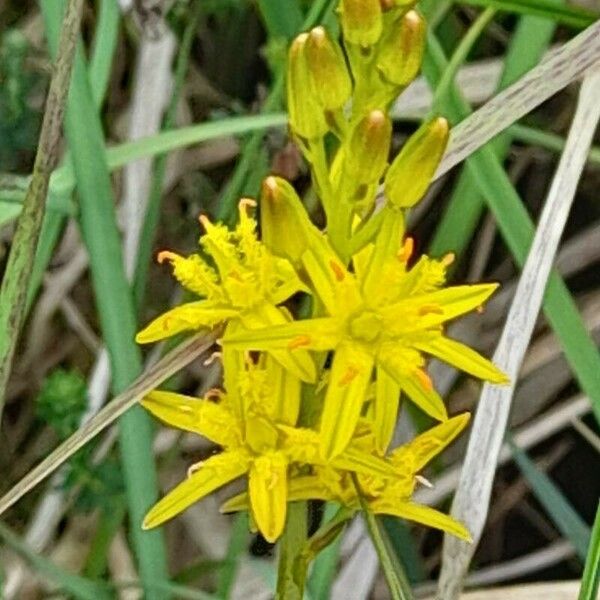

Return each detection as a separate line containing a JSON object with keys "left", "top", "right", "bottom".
{"left": 136, "top": 0, "right": 507, "bottom": 545}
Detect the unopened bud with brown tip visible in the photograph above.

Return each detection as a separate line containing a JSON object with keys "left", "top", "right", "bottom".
{"left": 376, "top": 10, "right": 426, "bottom": 87}
{"left": 346, "top": 110, "right": 392, "bottom": 184}
{"left": 385, "top": 117, "right": 449, "bottom": 208}
{"left": 287, "top": 34, "right": 328, "bottom": 139}
{"left": 340, "top": 0, "right": 383, "bottom": 47}
{"left": 306, "top": 27, "right": 352, "bottom": 110}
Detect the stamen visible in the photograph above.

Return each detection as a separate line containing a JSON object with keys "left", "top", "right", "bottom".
{"left": 205, "top": 388, "right": 223, "bottom": 400}
{"left": 157, "top": 250, "right": 178, "bottom": 265}
{"left": 203, "top": 351, "right": 223, "bottom": 366}
{"left": 397, "top": 237, "right": 414, "bottom": 263}
{"left": 238, "top": 197, "right": 257, "bottom": 218}
{"left": 415, "top": 368, "right": 433, "bottom": 391}
{"left": 187, "top": 461, "right": 204, "bottom": 477}
{"left": 339, "top": 366, "right": 359, "bottom": 386}
{"left": 288, "top": 335, "right": 311, "bottom": 350}
{"left": 415, "top": 474, "right": 434, "bottom": 489}
{"left": 329, "top": 260, "right": 345, "bottom": 282}
{"left": 442, "top": 252, "right": 455, "bottom": 267}
{"left": 476, "top": 305, "right": 485, "bottom": 314}
{"left": 198, "top": 214, "right": 212, "bottom": 231}
{"left": 418, "top": 304, "right": 444, "bottom": 316}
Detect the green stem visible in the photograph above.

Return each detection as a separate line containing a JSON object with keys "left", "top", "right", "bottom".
{"left": 352, "top": 476, "right": 414, "bottom": 600}
{"left": 276, "top": 501, "right": 308, "bottom": 600}
{"left": 578, "top": 502, "right": 600, "bottom": 600}
{"left": 0, "top": 0, "right": 83, "bottom": 422}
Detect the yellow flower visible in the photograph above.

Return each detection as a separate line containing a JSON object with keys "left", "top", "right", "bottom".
{"left": 141, "top": 355, "right": 394, "bottom": 543}
{"left": 136, "top": 200, "right": 316, "bottom": 383}
{"left": 224, "top": 178, "right": 507, "bottom": 459}
{"left": 223, "top": 414, "right": 472, "bottom": 541}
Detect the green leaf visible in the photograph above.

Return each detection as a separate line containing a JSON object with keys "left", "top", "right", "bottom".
{"left": 579, "top": 502, "right": 600, "bottom": 600}
{"left": 509, "top": 439, "right": 591, "bottom": 560}
{"left": 0, "top": 522, "right": 112, "bottom": 600}
{"left": 460, "top": 0, "right": 597, "bottom": 28}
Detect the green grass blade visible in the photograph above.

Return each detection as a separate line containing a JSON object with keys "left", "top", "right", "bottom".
{"left": 0, "top": 0, "right": 83, "bottom": 421}
{"left": 216, "top": 513, "right": 249, "bottom": 599}
{"left": 40, "top": 2, "right": 170, "bottom": 597}
{"left": 422, "top": 33, "right": 600, "bottom": 425}
{"left": 0, "top": 522, "right": 112, "bottom": 600}
{"left": 579, "top": 502, "right": 600, "bottom": 600}
{"left": 509, "top": 439, "right": 591, "bottom": 559}
{"left": 429, "top": 8, "right": 557, "bottom": 258}
{"left": 460, "top": 0, "right": 597, "bottom": 28}
{"left": 257, "top": 0, "right": 303, "bottom": 39}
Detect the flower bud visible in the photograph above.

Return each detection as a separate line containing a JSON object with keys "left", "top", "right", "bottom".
{"left": 380, "top": 0, "right": 417, "bottom": 9}
{"left": 346, "top": 110, "right": 392, "bottom": 184}
{"left": 306, "top": 27, "right": 352, "bottom": 110}
{"left": 340, "top": 0, "right": 383, "bottom": 47}
{"left": 260, "top": 176, "right": 317, "bottom": 265}
{"left": 385, "top": 117, "right": 449, "bottom": 208}
{"left": 376, "top": 10, "right": 426, "bottom": 87}
{"left": 287, "top": 34, "right": 328, "bottom": 139}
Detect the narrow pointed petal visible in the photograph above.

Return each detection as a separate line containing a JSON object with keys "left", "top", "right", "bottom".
{"left": 249, "top": 453, "right": 288, "bottom": 543}
{"left": 246, "top": 302, "right": 318, "bottom": 383}
{"left": 416, "top": 336, "right": 508, "bottom": 384}
{"left": 332, "top": 446, "right": 395, "bottom": 478}
{"left": 402, "top": 373, "right": 447, "bottom": 421}
{"left": 372, "top": 366, "right": 401, "bottom": 454}
{"left": 136, "top": 302, "right": 237, "bottom": 344}
{"left": 286, "top": 476, "right": 335, "bottom": 502}
{"left": 143, "top": 451, "right": 249, "bottom": 529}
{"left": 320, "top": 344, "right": 374, "bottom": 459}
{"left": 370, "top": 500, "right": 472, "bottom": 541}
{"left": 141, "top": 391, "right": 241, "bottom": 446}
{"left": 392, "top": 413, "right": 470, "bottom": 471}
{"left": 224, "top": 318, "right": 341, "bottom": 353}
{"left": 266, "top": 355, "right": 302, "bottom": 425}
{"left": 382, "top": 283, "right": 499, "bottom": 329}
{"left": 220, "top": 491, "right": 249, "bottom": 513}
{"left": 378, "top": 351, "right": 447, "bottom": 421}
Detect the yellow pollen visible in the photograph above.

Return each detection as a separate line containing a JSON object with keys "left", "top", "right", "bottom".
{"left": 339, "top": 366, "right": 360, "bottom": 386}
{"left": 442, "top": 252, "right": 455, "bottom": 267}
{"left": 415, "top": 368, "right": 433, "bottom": 391}
{"left": 398, "top": 238, "right": 414, "bottom": 263}
{"left": 157, "top": 250, "right": 178, "bottom": 265}
{"left": 418, "top": 304, "right": 444, "bottom": 316}
{"left": 330, "top": 260, "right": 345, "bottom": 282}
{"left": 288, "top": 335, "right": 311, "bottom": 349}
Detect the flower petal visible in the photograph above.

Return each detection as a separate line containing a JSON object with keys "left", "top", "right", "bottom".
{"left": 392, "top": 413, "right": 470, "bottom": 471}
{"left": 415, "top": 336, "right": 508, "bottom": 384}
{"left": 249, "top": 452, "right": 288, "bottom": 543}
{"left": 382, "top": 283, "right": 498, "bottom": 330}
{"left": 286, "top": 476, "right": 335, "bottom": 502}
{"left": 370, "top": 500, "right": 472, "bottom": 541}
{"left": 332, "top": 446, "right": 395, "bottom": 478}
{"left": 220, "top": 491, "right": 249, "bottom": 513}
{"left": 372, "top": 365, "right": 401, "bottom": 454}
{"left": 378, "top": 351, "right": 447, "bottom": 421}
{"left": 141, "top": 390, "right": 240, "bottom": 446}
{"left": 224, "top": 318, "right": 341, "bottom": 353}
{"left": 136, "top": 302, "right": 237, "bottom": 344}
{"left": 320, "top": 344, "right": 374, "bottom": 460}
{"left": 266, "top": 355, "right": 302, "bottom": 425}
{"left": 143, "top": 451, "right": 249, "bottom": 529}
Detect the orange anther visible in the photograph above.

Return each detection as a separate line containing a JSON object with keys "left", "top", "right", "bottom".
{"left": 199, "top": 214, "right": 212, "bottom": 231}
{"left": 415, "top": 368, "right": 433, "bottom": 391}
{"left": 476, "top": 305, "right": 485, "bottom": 314}
{"left": 339, "top": 366, "right": 360, "bottom": 386}
{"left": 442, "top": 252, "right": 455, "bottom": 267}
{"left": 239, "top": 197, "right": 257, "bottom": 214}
{"left": 418, "top": 304, "right": 444, "bottom": 316}
{"left": 398, "top": 237, "right": 414, "bottom": 263}
{"left": 288, "top": 335, "right": 311, "bottom": 350}
{"left": 330, "top": 260, "right": 345, "bottom": 282}
{"left": 157, "top": 250, "right": 178, "bottom": 265}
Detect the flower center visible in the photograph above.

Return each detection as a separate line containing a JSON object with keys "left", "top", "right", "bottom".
{"left": 348, "top": 310, "right": 383, "bottom": 343}
{"left": 245, "top": 415, "right": 280, "bottom": 453}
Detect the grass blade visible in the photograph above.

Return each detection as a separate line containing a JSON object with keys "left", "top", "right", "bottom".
{"left": 0, "top": 522, "right": 112, "bottom": 600}
{"left": 0, "top": 0, "right": 83, "bottom": 421}
{"left": 461, "top": 0, "right": 597, "bottom": 28}
{"left": 579, "top": 503, "right": 600, "bottom": 600}
{"left": 509, "top": 439, "right": 591, "bottom": 559}
{"left": 0, "top": 332, "right": 216, "bottom": 518}
{"left": 437, "top": 68, "right": 600, "bottom": 598}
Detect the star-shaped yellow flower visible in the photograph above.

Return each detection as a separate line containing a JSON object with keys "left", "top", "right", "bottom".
{"left": 141, "top": 355, "right": 394, "bottom": 542}
{"left": 136, "top": 200, "right": 316, "bottom": 383}
{"left": 224, "top": 177, "right": 507, "bottom": 459}
{"left": 223, "top": 414, "right": 472, "bottom": 541}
